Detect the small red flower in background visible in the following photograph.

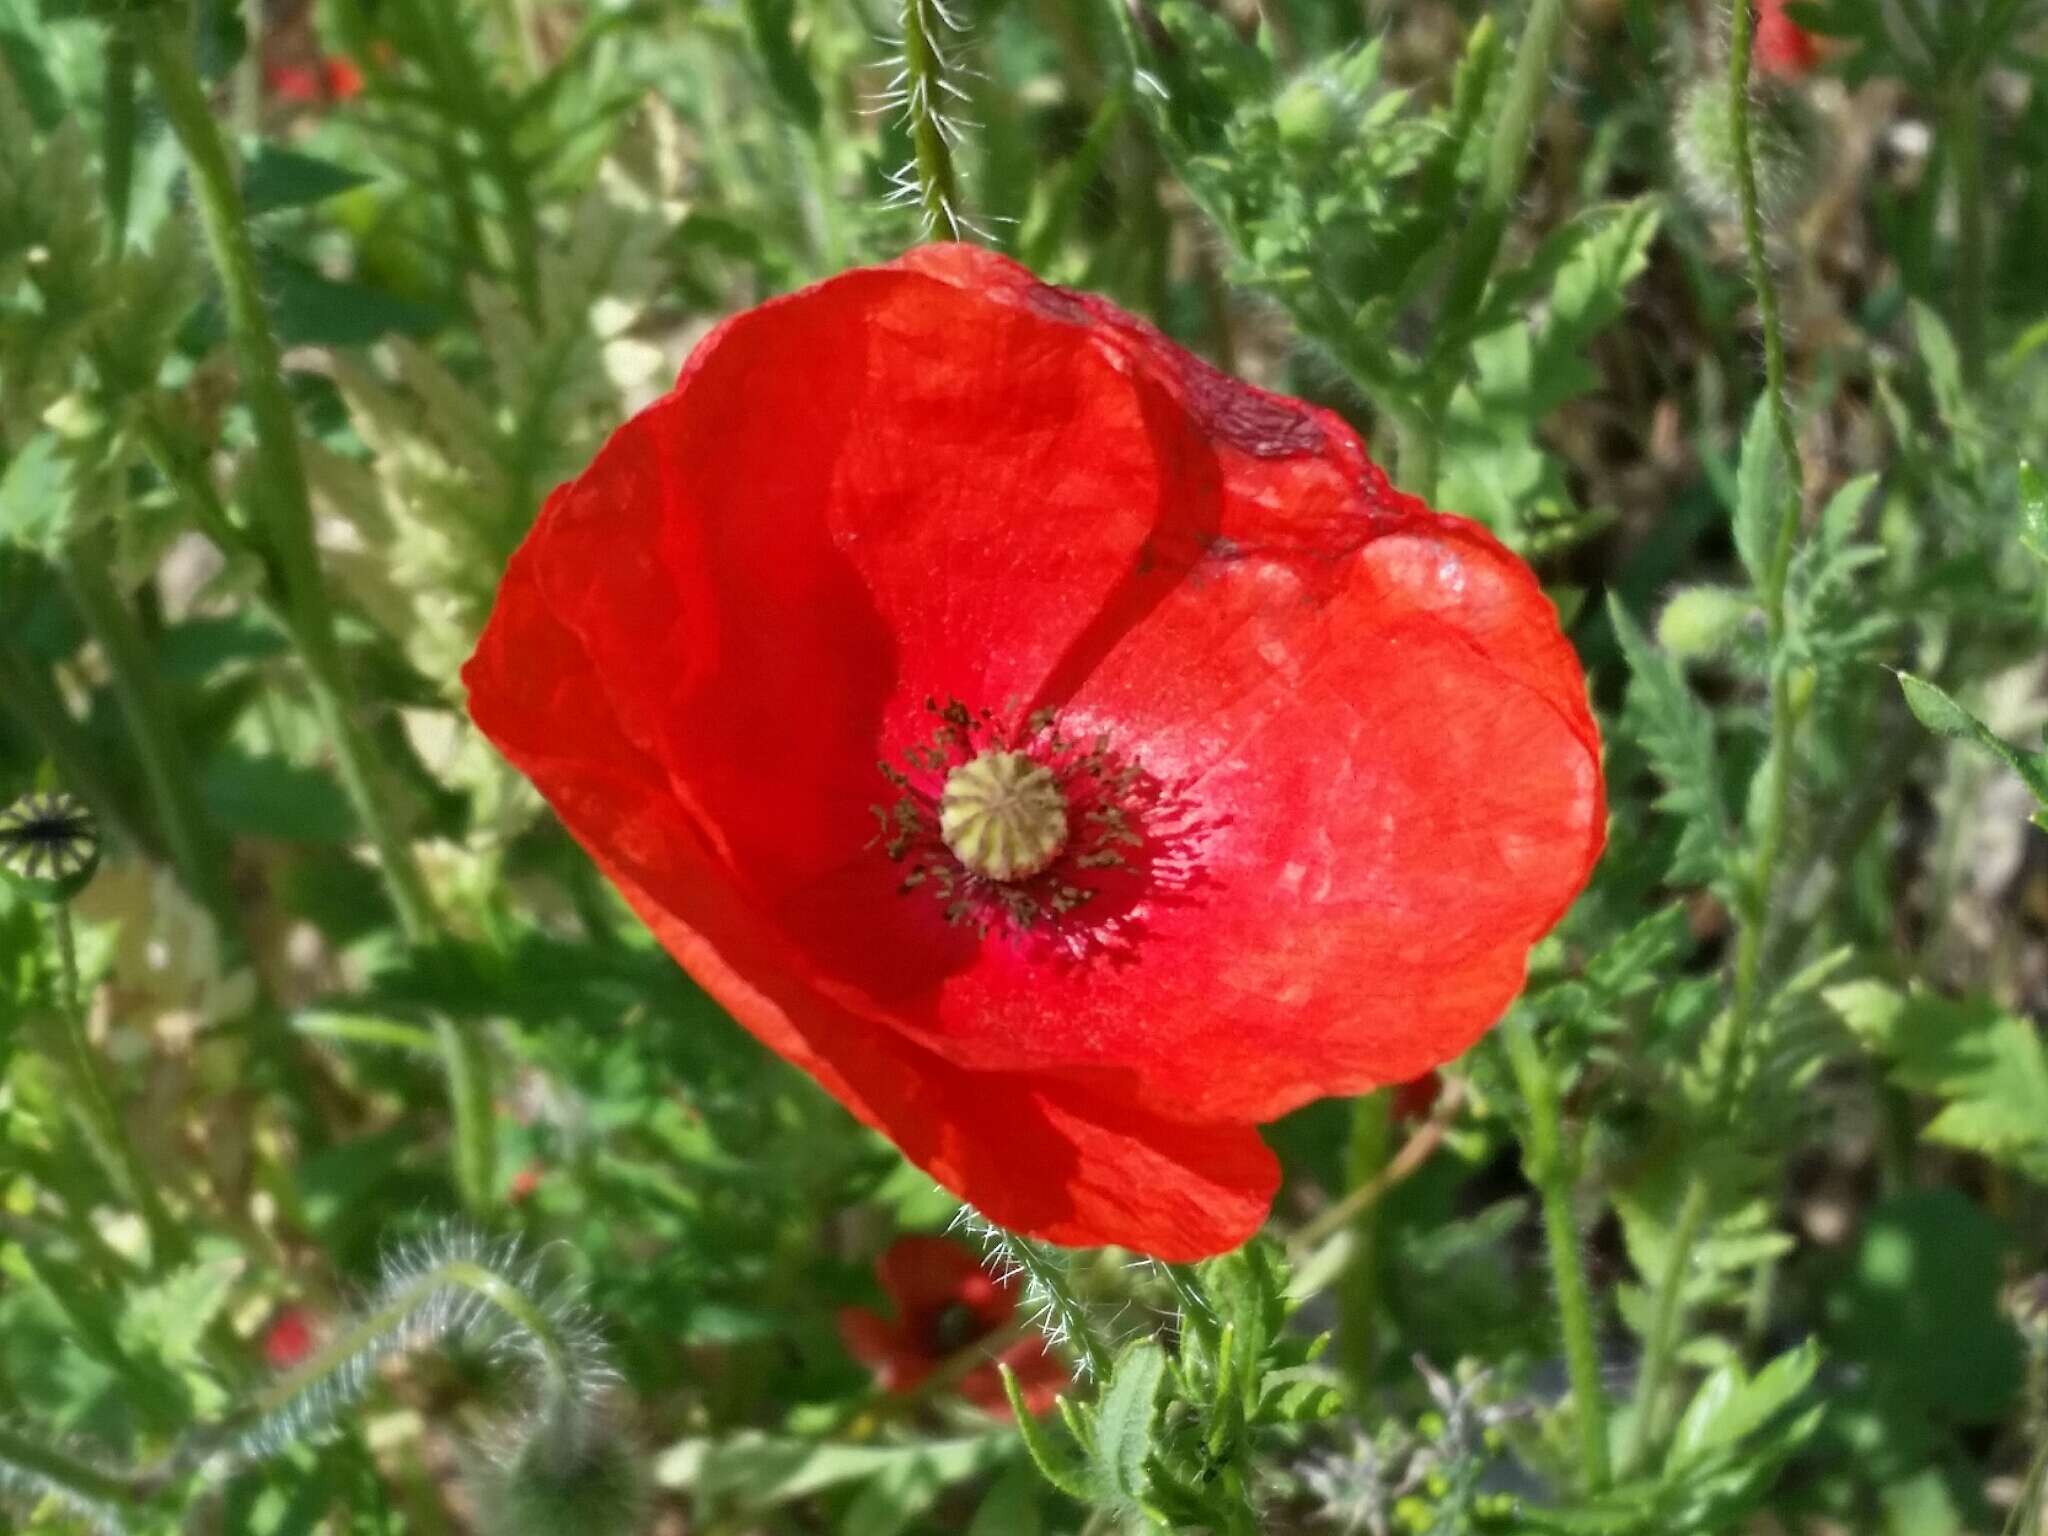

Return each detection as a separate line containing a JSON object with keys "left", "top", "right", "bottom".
{"left": 1756, "top": 0, "right": 1820, "bottom": 78}
{"left": 507, "top": 1163, "right": 545, "bottom": 1203}
{"left": 262, "top": 1305, "right": 318, "bottom": 1369}
{"left": 465, "top": 245, "right": 1604, "bottom": 1260}
{"left": 839, "top": 1237, "right": 1068, "bottom": 1415}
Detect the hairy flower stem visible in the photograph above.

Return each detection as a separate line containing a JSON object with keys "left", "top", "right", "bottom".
{"left": 47, "top": 902, "right": 188, "bottom": 1267}
{"left": 1621, "top": 0, "right": 1808, "bottom": 1473}
{"left": 252, "top": 1259, "right": 576, "bottom": 1426}
{"left": 1501, "top": 1013, "right": 1611, "bottom": 1491}
{"left": 0, "top": 1423, "right": 149, "bottom": 1512}
{"left": 899, "top": 0, "right": 963, "bottom": 236}
{"left": 1411, "top": 0, "right": 1570, "bottom": 498}
{"left": 138, "top": 23, "right": 437, "bottom": 947}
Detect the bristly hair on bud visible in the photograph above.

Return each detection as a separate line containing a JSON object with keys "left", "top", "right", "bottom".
{"left": 872, "top": 0, "right": 988, "bottom": 238}
{"left": 221, "top": 1225, "right": 618, "bottom": 1475}
{"left": 1671, "top": 9, "right": 1819, "bottom": 227}
{"left": 950, "top": 1205, "right": 1113, "bottom": 1379}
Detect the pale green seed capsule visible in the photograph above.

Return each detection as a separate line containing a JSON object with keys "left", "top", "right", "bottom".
{"left": 938, "top": 750, "right": 1068, "bottom": 881}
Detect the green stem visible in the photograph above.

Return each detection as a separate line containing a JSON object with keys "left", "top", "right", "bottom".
{"left": 900, "top": 0, "right": 963, "bottom": 236}
{"left": 1334, "top": 1091, "right": 1392, "bottom": 1393}
{"left": 1946, "top": 80, "right": 1987, "bottom": 384}
{"left": 1414, "top": 0, "right": 1570, "bottom": 498}
{"left": 435, "top": 1014, "right": 498, "bottom": 1216}
{"left": 0, "top": 1423, "right": 150, "bottom": 1510}
{"left": 139, "top": 23, "right": 439, "bottom": 945}
{"left": 1621, "top": 1, "right": 1811, "bottom": 1474}
{"left": 1501, "top": 1014, "right": 1611, "bottom": 1492}
{"left": 48, "top": 903, "right": 188, "bottom": 1266}
{"left": 102, "top": 35, "right": 137, "bottom": 249}
{"left": 58, "top": 540, "right": 246, "bottom": 962}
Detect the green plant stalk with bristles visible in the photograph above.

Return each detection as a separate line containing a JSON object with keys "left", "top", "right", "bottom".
{"left": 897, "top": 0, "right": 963, "bottom": 236}
{"left": 1502, "top": 1011, "right": 1611, "bottom": 1492}
{"left": 1619, "top": 0, "right": 1810, "bottom": 1474}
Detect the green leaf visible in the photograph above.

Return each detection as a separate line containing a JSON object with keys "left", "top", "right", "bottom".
{"left": 1609, "top": 595, "right": 1733, "bottom": 885}
{"left": 0, "top": 434, "right": 78, "bottom": 554}
{"left": 258, "top": 251, "right": 447, "bottom": 346}
{"left": 1001, "top": 1368, "right": 1091, "bottom": 1500}
{"left": 1826, "top": 981, "right": 2048, "bottom": 1179}
{"left": 1667, "top": 1341, "right": 1818, "bottom": 1474}
{"left": 654, "top": 1432, "right": 1009, "bottom": 1511}
{"left": 241, "top": 144, "right": 373, "bottom": 216}
{"left": 202, "top": 752, "right": 360, "bottom": 842}
{"left": 120, "top": 1257, "right": 241, "bottom": 1371}
{"left": 1088, "top": 1340, "right": 1166, "bottom": 1511}
{"left": 1828, "top": 1189, "right": 2021, "bottom": 1423}
{"left": 1895, "top": 672, "right": 2048, "bottom": 807}
{"left": 2020, "top": 461, "right": 2048, "bottom": 564}
{"left": 740, "top": 0, "right": 823, "bottom": 133}
{"left": 1732, "top": 396, "right": 1785, "bottom": 593}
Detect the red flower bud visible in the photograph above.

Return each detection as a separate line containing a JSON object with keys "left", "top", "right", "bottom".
{"left": 464, "top": 246, "right": 1604, "bottom": 1259}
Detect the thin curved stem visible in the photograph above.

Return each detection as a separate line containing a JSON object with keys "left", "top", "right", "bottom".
{"left": 1502, "top": 1014, "right": 1611, "bottom": 1492}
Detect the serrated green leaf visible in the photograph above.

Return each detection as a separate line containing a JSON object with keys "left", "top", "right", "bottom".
{"left": 241, "top": 144, "right": 373, "bottom": 216}
{"left": 1667, "top": 1341, "right": 1818, "bottom": 1474}
{"left": 1732, "top": 396, "right": 1784, "bottom": 593}
{"left": 1895, "top": 672, "right": 2048, "bottom": 807}
{"left": 120, "top": 1257, "right": 240, "bottom": 1369}
{"left": 1088, "top": 1340, "right": 1166, "bottom": 1512}
{"left": 1609, "top": 595, "right": 1733, "bottom": 885}
{"left": 1826, "top": 981, "right": 2048, "bottom": 1179}
{"left": 1000, "top": 1368, "right": 1091, "bottom": 1500}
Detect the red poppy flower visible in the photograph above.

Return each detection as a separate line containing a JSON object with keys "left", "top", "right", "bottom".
{"left": 839, "top": 1237, "right": 1069, "bottom": 1415}
{"left": 1756, "top": 0, "right": 1820, "bottom": 78}
{"left": 262, "top": 1305, "right": 318, "bottom": 1369}
{"left": 463, "top": 244, "right": 1604, "bottom": 1261}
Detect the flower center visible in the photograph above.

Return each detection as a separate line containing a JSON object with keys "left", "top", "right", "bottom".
{"left": 939, "top": 751, "right": 1068, "bottom": 881}
{"left": 871, "top": 697, "right": 1149, "bottom": 936}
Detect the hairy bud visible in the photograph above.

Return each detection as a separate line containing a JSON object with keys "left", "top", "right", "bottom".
{"left": 473, "top": 1399, "right": 643, "bottom": 1536}
{"left": 1672, "top": 70, "right": 1816, "bottom": 224}
{"left": 1656, "top": 585, "right": 1758, "bottom": 660}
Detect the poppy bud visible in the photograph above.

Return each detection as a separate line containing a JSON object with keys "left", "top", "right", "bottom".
{"left": 1274, "top": 77, "right": 1340, "bottom": 153}
{"left": 1656, "top": 586, "right": 1757, "bottom": 660}
{"left": 0, "top": 791, "right": 102, "bottom": 903}
{"left": 1672, "top": 70, "right": 1816, "bottom": 224}
{"left": 472, "top": 1400, "right": 643, "bottom": 1536}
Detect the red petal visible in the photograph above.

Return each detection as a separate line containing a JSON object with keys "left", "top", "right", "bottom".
{"left": 465, "top": 528, "right": 1278, "bottom": 1259}
{"left": 838, "top": 1306, "right": 916, "bottom": 1381}
{"left": 875, "top": 1236, "right": 992, "bottom": 1316}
